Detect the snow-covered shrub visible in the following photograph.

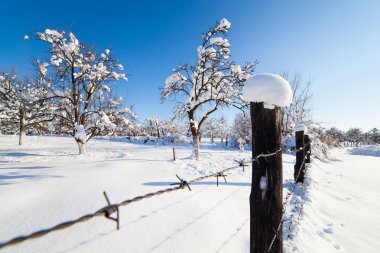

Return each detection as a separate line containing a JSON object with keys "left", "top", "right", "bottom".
{"left": 311, "top": 137, "right": 330, "bottom": 160}
{"left": 282, "top": 134, "right": 296, "bottom": 150}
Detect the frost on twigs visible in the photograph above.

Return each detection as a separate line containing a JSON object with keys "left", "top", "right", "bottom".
{"left": 161, "top": 18, "right": 256, "bottom": 160}
{"left": 30, "top": 28, "right": 134, "bottom": 154}
{"left": 0, "top": 71, "right": 57, "bottom": 145}
{"left": 242, "top": 73, "right": 292, "bottom": 109}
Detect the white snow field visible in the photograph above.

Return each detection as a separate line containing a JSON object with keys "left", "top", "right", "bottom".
{"left": 0, "top": 135, "right": 379, "bottom": 253}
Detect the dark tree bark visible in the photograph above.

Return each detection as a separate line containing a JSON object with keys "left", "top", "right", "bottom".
{"left": 18, "top": 109, "right": 26, "bottom": 146}
{"left": 250, "top": 102, "right": 283, "bottom": 253}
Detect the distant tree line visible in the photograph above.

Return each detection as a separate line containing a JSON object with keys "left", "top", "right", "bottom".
{"left": 322, "top": 127, "right": 380, "bottom": 146}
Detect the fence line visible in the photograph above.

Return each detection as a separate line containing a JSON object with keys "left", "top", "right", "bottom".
{"left": 0, "top": 161, "right": 246, "bottom": 249}
{"left": 0, "top": 143, "right": 310, "bottom": 250}
{"left": 266, "top": 151, "right": 310, "bottom": 253}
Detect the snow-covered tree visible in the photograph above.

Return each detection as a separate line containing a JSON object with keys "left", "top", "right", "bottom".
{"left": 231, "top": 112, "right": 251, "bottom": 145}
{"left": 345, "top": 128, "right": 363, "bottom": 145}
{"left": 202, "top": 117, "right": 217, "bottom": 143}
{"left": 161, "top": 18, "right": 255, "bottom": 160}
{"left": 31, "top": 29, "right": 134, "bottom": 154}
{"left": 215, "top": 115, "right": 229, "bottom": 143}
{"left": 143, "top": 117, "right": 162, "bottom": 137}
{"left": 142, "top": 117, "right": 186, "bottom": 143}
{"left": 281, "top": 72, "right": 313, "bottom": 135}
{"left": 325, "top": 127, "right": 345, "bottom": 142}
{"left": 367, "top": 128, "right": 380, "bottom": 144}
{"left": 0, "top": 71, "right": 57, "bottom": 145}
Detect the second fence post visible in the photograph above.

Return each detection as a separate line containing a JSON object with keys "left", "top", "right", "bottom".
{"left": 250, "top": 102, "right": 283, "bottom": 253}
{"left": 304, "top": 134, "right": 311, "bottom": 163}
{"left": 294, "top": 129, "right": 305, "bottom": 183}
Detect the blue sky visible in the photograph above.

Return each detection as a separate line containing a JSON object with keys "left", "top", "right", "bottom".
{"left": 0, "top": 0, "right": 379, "bottom": 131}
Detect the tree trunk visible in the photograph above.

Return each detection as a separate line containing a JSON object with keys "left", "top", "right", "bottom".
{"left": 19, "top": 126, "right": 26, "bottom": 145}
{"left": 250, "top": 102, "right": 283, "bottom": 253}
{"left": 189, "top": 113, "right": 200, "bottom": 160}
{"left": 77, "top": 141, "right": 86, "bottom": 155}
{"left": 192, "top": 133, "right": 200, "bottom": 160}
{"left": 19, "top": 109, "right": 26, "bottom": 146}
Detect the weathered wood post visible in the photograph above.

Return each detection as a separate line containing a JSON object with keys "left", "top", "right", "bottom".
{"left": 304, "top": 134, "right": 311, "bottom": 163}
{"left": 250, "top": 102, "right": 283, "bottom": 253}
{"left": 172, "top": 147, "right": 176, "bottom": 161}
{"left": 243, "top": 73, "right": 292, "bottom": 253}
{"left": 294, "top": 129, "right": 305, "bottom": 183}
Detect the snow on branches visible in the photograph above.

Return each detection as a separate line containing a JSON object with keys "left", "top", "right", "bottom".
{"left": 31, "top": 29, "right": 134, "bottom": 154}
{"left": 0, "top": 71, "right": 57, "bottom": 144}
{"left": 161, "top": 18, "right": 256, "bottom": 160}
{"left": 162, "top": 18, "right": 255, "bottom": 119}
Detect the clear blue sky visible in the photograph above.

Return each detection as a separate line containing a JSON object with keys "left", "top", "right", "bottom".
{"left": 0, "top": 0, "right": 379, "bottom": 131}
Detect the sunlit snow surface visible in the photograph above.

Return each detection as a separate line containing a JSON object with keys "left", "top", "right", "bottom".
{"left": 0, "top": 135, "right": 379, "bottom": 253}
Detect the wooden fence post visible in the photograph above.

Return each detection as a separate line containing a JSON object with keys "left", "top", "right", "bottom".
{"left": 294, "top": 130, "right": 305, "bottom": 183}
{"left": 250, "top": 102, "right": 283, "bottom": 253}
{"left": 172, "top": 147, "right": 176, "bottom": 161}
{"left": 304, "top": 134, "right": 311, "bottom": 163}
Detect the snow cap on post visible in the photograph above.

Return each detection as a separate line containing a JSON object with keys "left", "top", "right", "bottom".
{"left": 294, "top": 124, "right": 308, "bottom": 133}
{"left": 242, "top": 73, "right": 292, "bottom": 109}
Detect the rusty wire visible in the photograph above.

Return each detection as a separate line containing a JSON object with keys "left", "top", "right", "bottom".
{"left": 0, "top": 161, "right": 245, "bottom": 249}
{"left": 0, "top": 142, "right": 311, "bottom": 250}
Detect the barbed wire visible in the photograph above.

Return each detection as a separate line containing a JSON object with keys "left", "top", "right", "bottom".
{"left": 0, "top": 142, "right": 311, "bottom": 250}
{"left": 0, "top": 160, "right": 247, "bottom": 249}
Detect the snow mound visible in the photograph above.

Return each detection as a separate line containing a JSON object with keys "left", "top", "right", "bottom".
{"left": 348, "top": 145, "right": 380, "bottom": 157}
{"left": 242, "top": 73, "right": 292, "bottom": 109}
{"left": 294, "top": 124, "right": 308, "bottom": 133}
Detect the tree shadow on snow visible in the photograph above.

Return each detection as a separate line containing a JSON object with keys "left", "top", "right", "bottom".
{"left": 0, "top": 166, "right": 50, "bottom": 170}
{"left": 1, "top": 152, "right": 46, "bottom": 157}
{"left": 0, "top": 171, "right": 62, "bottom": 186}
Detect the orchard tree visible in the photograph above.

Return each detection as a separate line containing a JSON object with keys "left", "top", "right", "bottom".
{"left": 0, "top": 71, "right": 56, "bottom": 145}
{"left": 161, "top": 18, "right": 255, "bottom": 160}
{"left": 216, "top": 115, "right": 229, "bottom": 143}
{"left": 31, "top": 29, "right": 134, "bottom": 154}
{"left": 202, "top": 117, "right": 218, "bottom": 143}
{"left": 143, "top": 117, "right": 162, "bottom": 137}
{"left": 325, "top": 127, "right": 345, "bottom": 142}
{"left": 346, "top": 128, "right": 363, "bottom": 145}
{"left": 231, "top": 112, "right": 251, "bottom": 144}
{"left": 368, "top": 128, "right": 380, "bottom": 144}
{"left": 281, "top": 72, "right": 313, "bottom": 135}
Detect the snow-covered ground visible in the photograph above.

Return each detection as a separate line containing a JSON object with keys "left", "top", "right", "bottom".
{"left": 287, "top": 147, "right": 380, "bottom": 253}
{"left": 0, "top": 135, "right": 379, "bottom": 252}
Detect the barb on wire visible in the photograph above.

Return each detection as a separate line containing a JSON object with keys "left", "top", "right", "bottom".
{"left": 170, "top": 174, "right": 191, "bottom": 191}
{"left": 103, "top": 191, "right": 120, "bottom": 230}
{"left": 234, "top": 158, "right": 249, "bottom": 171}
